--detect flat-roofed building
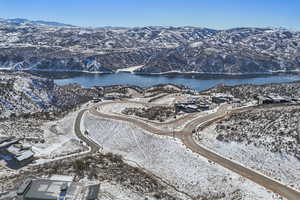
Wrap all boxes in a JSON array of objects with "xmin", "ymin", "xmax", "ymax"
[
  {"xmin": 6, "ymin": 145, "xmax": 34, "ymax": 162},
  {"xmin": 16, "ymin": 150, "xmax": 34, "ymax": 162},
  {"xmin": 22, "ymin": 179, "xmax": 80, "ymax": 200}
]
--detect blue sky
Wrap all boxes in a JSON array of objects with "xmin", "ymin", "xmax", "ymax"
[{"xmin": 0, "ymin": 0, "xmax": 299, "ymax": 29}]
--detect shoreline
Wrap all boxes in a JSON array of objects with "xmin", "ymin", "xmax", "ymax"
[
  {"xmin": 133, "ymin": 69, "xmax": 300, "ymax": 76},
  {"xmin": 1, "ymin": 67, "xmax": 300, "ymax": 77}
]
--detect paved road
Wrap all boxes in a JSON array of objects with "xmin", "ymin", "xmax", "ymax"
[
  {"xmin": 177, "ymin": 108, "xmax": 300, "ymax": 200},
  {"xmin": 84, "ymin": 101, "xmax": 300, "ymax": 200},
  {"xmin": 96, "ymin": 101, "xmax": 201, "ymax": 127},
  {"xmin": 74, "ymin": 109, "xmax": 100, "ymax": 153}
]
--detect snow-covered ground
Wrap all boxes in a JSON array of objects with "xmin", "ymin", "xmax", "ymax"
[
  {"xmin": 131, "ymin": 93, "xmax": 193, "ymax": 105},
  {"xmin": 116, "ymin": 65, "xmax": 144, "ymax": 73},
  {"xmin": 98, "ymin": 102, "xmax": 146, "ymax": 115},
  {"xmin": 98, "ymin": 181, "xmax": 155, "ymax": 200},
  {"xmin": 150, "ymin": 94, "xmax": 177, "ymax": 105},
  {"xmin": 97, "ymin": 181, "xmax": 187, "ymax": 200},
  {"xmin": 32, "ymin": 108, "xmax": 88, "ymax": 163},
  {"xmin": 130, "ymin": 97, "xmax": 150, "ymax": 103},
  {"xmin": 0, "ymin": 72, "xmax": 54, "ymax": 118},
  {"xmin": 83, "ymin": 112, "xmax": 281, "ymax": 199},
  {"xmin": 194, "ymin": 124, "xmax": 300, "ymax": 191}
]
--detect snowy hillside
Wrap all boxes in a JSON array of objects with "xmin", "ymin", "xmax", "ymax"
[
  {"xmin": 0, "ymin": 19, "xmax": 299, "ymax": 73},
  {"xmin": 0, "ymin": 71, "xmax": 100, "ymax": 118}
]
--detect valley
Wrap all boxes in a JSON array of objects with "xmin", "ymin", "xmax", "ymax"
[{"xmin": 1, "ymin": 71, "xmax": 300, "ymax": 199}]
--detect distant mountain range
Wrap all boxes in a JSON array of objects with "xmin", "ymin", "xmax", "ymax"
[
  {"xmin": 0, "ymin": 18, "xmax": 299, "ymax": 74},
  {"xmin": 0, "ymin": 18, "xmax": 75, "ymax": 27}
]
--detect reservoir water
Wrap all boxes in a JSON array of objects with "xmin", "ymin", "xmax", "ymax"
[{"xmin": 32, "ymin": 71, "xmax": 300, "ymax": 91}]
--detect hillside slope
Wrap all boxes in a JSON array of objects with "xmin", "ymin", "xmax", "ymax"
[
  {"xmin": 0, "ymin": 20, "xmax": 300, "ymax": 73},
  {"xmin": 0, "ymin": 72, "xmax": 101, "ymax": 118}
]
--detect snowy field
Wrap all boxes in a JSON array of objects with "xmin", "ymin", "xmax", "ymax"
[
  {"xmin": 83, "ymin": 112, "xmax": 281, "ymax": 199},
  {"xmin": 194, "ymin": 124, "xmax": 300, "ymax": 191},
  {"xmin": 132, "ymin": 93, "xmax": 187, "ymax": 105},
  {"xmin": 97, "ymin": 181, "xmax": 187, "ymax": 200},
  {"xmin": 149, "ymin": 94, "xmax": 176, "ymax": 105},
  {"xmin": 32, "ymin": 108, "xmax": 87, "ymax": 163},
  {"xmin": 98, "ymin": 181, "xmax": 156, "ymax": 200},
  {"xmin": 149, "ymin": 93, "xmax": 191, "ymax": 105},
  {"xmin": 116, "ymin": 65, "xmax": 144, "ymax": 73},
  {"xmin": 98, "ymin": 102, "xmax": 146, "ymax": 115}
]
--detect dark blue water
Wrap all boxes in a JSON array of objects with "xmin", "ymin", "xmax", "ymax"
[{"xmin": 32, "ymin": 71, "xmax": 300, "ymax": 91}]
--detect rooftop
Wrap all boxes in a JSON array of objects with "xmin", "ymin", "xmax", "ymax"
[
  {"xmin": 15, "ymin": 150, "xmax": 34, "ymax": 161},
  {"xmin": 24, "ymin": 179, "xmax": 67, "ymax": 200},
  {"xmin": 22, "ymin": 179, "xmax": 81, "ymax": 200},
  {"xmin": 7, "ymin": 144, "xmax": 34, "ymax": 161},
  {"xmin": 24, "ymin": 179, "xmax": 81, "ymax": 200}
]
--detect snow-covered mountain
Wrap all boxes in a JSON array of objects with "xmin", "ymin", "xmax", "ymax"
[
  {"xmin": 0, "ymin": 18, "xmax": 75, "ymax": 27},
  {"xmin": 0, "ymin": 71, "xmax": 101, "ymax": 118},
  {"xmin": 0, "ymin": 19, "xmax": 299, "ymax": 74}
]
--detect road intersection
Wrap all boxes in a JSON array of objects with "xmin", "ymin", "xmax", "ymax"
[{"xmin": 75, "ymin": 101, "xmax": 300, "ymax": 200}]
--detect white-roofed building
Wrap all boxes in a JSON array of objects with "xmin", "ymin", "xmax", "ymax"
[{"xmin": 7, "ymin": 144, "xmax": 34, "ymax": 162}]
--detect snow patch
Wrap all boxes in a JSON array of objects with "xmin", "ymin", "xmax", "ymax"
[{"xmin": 83, "ymin": 113, "xmax": 279, "ymax": 199}]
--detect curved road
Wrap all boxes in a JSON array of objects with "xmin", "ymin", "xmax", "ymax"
[
  {"xmin": 74, "ymin": 109, "xmax": 100, "ymax": 153},
  {"xmin": 79, "ymin": 101, "xmax": 300, "ymax": 200},
  {"xmin": 96, "ymin": 101, "xmax": 202, "ymax": 128}
]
